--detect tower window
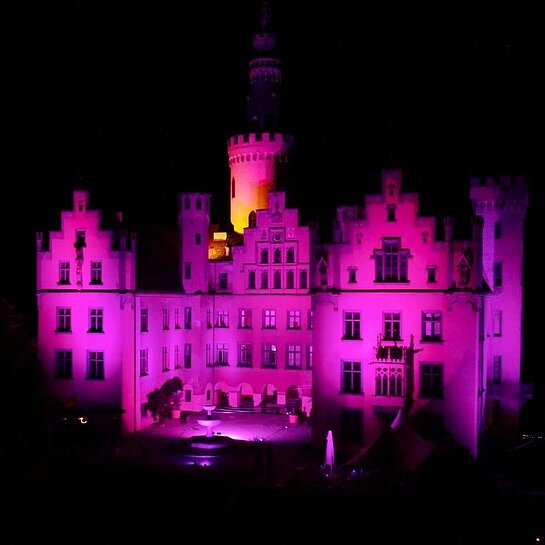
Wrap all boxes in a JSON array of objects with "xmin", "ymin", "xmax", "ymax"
[
  {"xmin": 249, "ymin": 211, "xmax": 256, "ymax": 228},
  {"xmin": 184, "ymin": 196, "xmax": 190, "ymax": 210},
  {"xmin": 387, "ymin": 205, "xmax": 396, "ymax": 222},
  {"xmin": 493, "ymin": 263, "xmax": 502, "ymax": 288},
  {"xmin": 195, "ymin": 233, "xmax": 201, "ymax": 245},
  {"xmin": 196, "ymin": 197, "xmax": 202, "ymax": 210},
  {"xmin": 427, "ymin": 266, "xmax": 437, "ymax": 283},
  {"xmin": 184, "ymin": 262, "xmax": 192, "ymax": 280},
  {"xmin": 493, "ymin": 310, "xmax": 502, "ymax": 337},
  {"xmin": 493, "ymin": 355, "xmax": 502, "ymax": 384},
  {"xmin": 494, "ymin": 222, "xmax": 502, "ymax": 240},
  {"xmin": 231, "ymin": 177, "xmax": 236, "ymax": 198}
]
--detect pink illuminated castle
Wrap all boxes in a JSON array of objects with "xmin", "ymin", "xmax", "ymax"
[{"xmin": 36, "ymin": 3, "xmax": 527, "ymax": 457}]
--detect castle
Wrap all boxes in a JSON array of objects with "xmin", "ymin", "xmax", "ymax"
[{"xmin": 36, "ymin": 3, "xmax": 528, "ymax": 457}]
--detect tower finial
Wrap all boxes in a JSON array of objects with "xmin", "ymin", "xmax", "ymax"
[
  {"xmin": 253, "ymin": 1, "xmax": 276, "ymax": 53},
  {"xmin": 259, "ymin": 1, "xmax": 272, "ymax": 33}
]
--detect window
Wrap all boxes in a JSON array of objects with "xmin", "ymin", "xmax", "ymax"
[
  {"xmin": 248, "ymin": 270, "xmax": 256, "ymax": 289},
  {"xmin": 273, "ymin": 247, "xmax": 282, "ymax": 263},
  {"xmin": 493, "ymin": 310, "xmax": 502, "ymax": 337},
  {"xmin": 494, "ymin": 222, "xmax": 502, "ymax": 240},
  {"xmin": 308, "ymin": 309, "xmax": 313, "ymax": 330},
  {"xmin": 343, "ymin": 311, "xmax": 361, "ymax": 340},
  {"xmin": 184, "ymin": 262, "xmax": 192, "ymax": 280},
  {"xmin": 162, "ymin": 308, "xmax": 169, "ymax": 330},
  {"xmin": 56, "ymin": 307, "xmax": 71, "ymax": 332},
  {"xmin": 206, "ymin": 343, "xmax": 212, "ymax": 367},
  {"xmin": 140, "ymin": 308, "xmax": 149, "ymax": 332},
  {"xmin": 286, "ymin": 345, "xmax": 302, "ymax": 369},
  {"xmin": 184, "ymin": 307, "xmax": 192, "ymax": 329},
  {"xmin": 383, "ymin": 312, "xmax": 401, "ymax": 341},
  {"xmin": 239, "ymin": 308, "xmax": 252, "ymax": 329},
  {"xmin": 139, "ymin": 349, "xmax": 149, "ymax": 376},
  {"xmin": 219, "ymin": 272, "xmax": 228, "ymax": 290},
  {"xmin": 493, "ymin": 263, "xmax": 502, "ymax": 288},
  {"xmin": 286, "ymin": 247, "xmax": 295, "ymax": 263},
  {"xmin": 299, "ymin": 270, "xmax": 308, "ymax": 289},
  {"xmin": 59, "ymin": 261, "xmax": 70, "ymax": 284},
  {"xmin": 493, "ymin": 355, "xmax": 502, "ymax": 384},
  {"xmin": 260, "ymin": 270, "xmax": 268, "ymax": 289},
  {"xmin": 286, "ymin": 270, "xmax": 294, "ymax": 289},
  {"xmin": 87, "ymin": 351, "xmax": 104, "ymax": 380},
  {"xmin": 420, "ymin": 364, "xmax": 443, "ymax": 398},
  {"xmin": 216, "ymin": 343, "xmax": 229, "ymax": 366},
  {"xmin": 174, "ymin": 308, "xmax": 181, "ymax": 329},
  {"xmin": 184, "ymin": 196, "xmax": 190, "ymax": 210},
  {"xmin": 249, "ymin": 211, "xmax": 256, "ymax": 228},
  {"xmin": 184, "ymin": 343, "xmax": 192, "ymax": 369},
  {"xmin": 217, "ymin": 309, "xmax": 229, "ymax": 328},
  {"xmin": 185, "ymin": 390, "xmax": 192, "ymax": 402},
  {"xmin": 387, "ymin": 204, "xmax": 396, "ymax": 222},
  {"xmin": 348, "ymin": 267, "xmax": 357, "ymax": 284},
  {"xmin": 341, "ymin": 361, "xmax": 361, "ymax": 393},
  {"xmin": 174, "ymin": 345, "xmax": 181, "ymax": 368},
  {"xmin": 263, "ymin": 309, "xmax": 276, "ymax": 329},
  {"xmin": 238, "ymin": 343, "xmax": 253, "ymax": 367},
  {"xmin": 273, "ymin": 270, "xmax": 281, "ymax": 289},
  {"xmin": 76, "ymin": 229, "xmax": 86, "ymax": 245},
  {"xmin": 260, "ymin": 248, "xmax": 269, "ymax": 264},
  {"xmin": 422, "ymin": 311, "xmax": 442, "ymax": 342},
  {"xmin": 287, "ymin": 310, "xmax": 301, "ymax": 329},
  {"xmin": 374, "ymin": 238, "xmax": 409, "ymax": 282},
  {"xmin": 195, "ymin": 233, "xmax": 201, "ymax": 245},
  {"xmin": 306, "ymin": 345, "xmax": 313, "ymax": 369},
  {"xmin": 262, "ymin": 344, "xmax": 277, "ymax": 368},
  {"xmin": 427, "ymin": 266, "xmax": 437, "ymax": 283},
  {"xmin": 341, "ymin": 408, "xmax": 362, "ymax": 443},
  {"xmin": 206, "ymin": 308, "xmax": 212, "ymax": 328},
  {"xmin": 90, "ymin": 261, "xmax": 102, "ymax": 284},
  {"xmin": 162, "ymin": 346, "xmax": 169, "ymax": 372},
  {"xmin": 55, "ymin": 350, "xmax": 72, "ymax": 379},
  {"xmin": 196, "ymin": 197, "xmax": 202, "ymax": 210},
  {"xmin": 375, "ymin": 366, "xmax": 403, "ymax": 397},
  {"xmin": 231, "ymin": 177, "xmax": 235, "ymax": 198},
  {"xmin": 88, "ymin": 308, "xmax": 103, "ymax": 333}
]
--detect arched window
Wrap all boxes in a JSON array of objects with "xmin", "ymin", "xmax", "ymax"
[
  {"xmin": 195, "ymin": 233, "xmax": 201, "ymax": 245},
  {"xmin": 286, "ymin": 270, "xmax": 294, "ymax": 289},
  {"xmin": 248, "ymin": 270, "xmax": 256, "ymax": 289},
  {"xmin": 299, "ymin": 270, "xmax": 308, "ymax": 289},
  {"xmin": 273, "ymin": 270, "xmax": 281, "ymax": 289},
  {"xmin": 260, "ymin": 248, "xmax": 269, "ymax": 264},
  {"xmin": 286, "ymin": 247, "xmax": 295, "ymax": 263},
  {"xmin": 231, "ymin": 177, "xmax": 236, "ymax": 198},
  {"xmin": 260, "ymin": 270, "xmax": 268, "ymax": 289},
  {"xmin": 196, "ymin": 197, "xmax": 202, "ymax": 210},
  {"xmin": 273, "ymin": 248, "xmax": 282, "ymax": 263},
  {"xmin": 249, "ymin": 211, "xmax": 256, "ymax": 228}
]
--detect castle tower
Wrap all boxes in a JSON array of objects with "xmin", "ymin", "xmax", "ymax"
[
  {"xmin": 178, "ymin": 192, "xmax": 210, "ymax": 293},
  {"xmin": 228, "ymin": 1, "xmax": 293, "ymax": 233}
]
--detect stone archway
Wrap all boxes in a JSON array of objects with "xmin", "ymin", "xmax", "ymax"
[
  {"xmin": 214, "ymin": 382, "xmax": 230, "ymax": 408},
  {"xmin": 239, "ymin": 383, "xmax": 254, "ymax": 408}
]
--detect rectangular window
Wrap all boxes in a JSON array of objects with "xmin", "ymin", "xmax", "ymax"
[
  {"xmin": 427, "ymin": 266, "xmax": 437, "ymax": 283},
  {"xmin": 343, "ymin": 311, "xmax": 361, "ymax": 340},
  {"xmin": 262, "ymin": 344, "xmax": 277, "ymax": 368},
  {"xmin": 88, "ymin": 308, "xmax": 103, "ymax": 333},
  {"xmin": 306, "ymin": 345, "xmax": 313, "ymax": 369},
  {"xmin": 174, "ymin": 345, "xmax": 181, "ymax": 368},
  {"xmin": 308, "ymin": 309, "xmax": 313, "ymax": 330},
  {"xmin": 341, "ymin": 361, "xmax": 361, "ymax": 393},
  {"xmin": 387, "ymin": 204, "xmax": 396, "ymax": 222},
  {"xmin": 341, "ymin": 408, "xmax": 362, "ymax": 443},
  {"xmin": 140, "ymin": 308, "xmax": 149, "ymax": 332},
  {"xmin": 263, "ymin": 308, "xmax": 276, "ymax": 329},
  {"xmin": 139, "ymin": 349, "xmax": 148, "ymax": 376},
  {"xmin": 174, "ymin": 308, "xmax": 180, "ymax": 329},
  {"xmin": 493, "ymin": 310, "xmax": 503, "ymax": 337},
  {"xmin": 422, "ymin": 311, "xmax": 442, "ymax": 342},
  {"xmin": 55, "ymin": 350, "xmax": 73, "ymax": 379},
  {"xmin": 287, "ymin": 310, "xmax": 301, "ymax": 329},
  {"xmin": 374, "ymin": 238, "xmax": 409, "ymax": 282},
  {"xmin": 494, "ymin": 222, "xmax": 502, "ymax": 240},
  {"xmin": 217, "ymin": 309, "xmax": 229, "ymax": 328},
  {"xmin": 90, "ymin": 261, "xmax": 102, "ymax": 284},
  {"xmin": 206, "ymin": 308, "xmax": 212, "ymax": 328},
  {"xmin": 348, "ymin": 267, "xmax": 357, "ymax": 284},
  {"xmin": 218, "ymin": 272, "xmax": 228, "ymax": 290},
  {"xmin": 184, "ymin": 307, "xmax": 192, "ymax": 329},
  {"xmin": 56, "ymin": 307, "xmax": 71, "ymax": 332},
  {"xmin": 238, "ymin": 343, "xmax": 253, "ymax": 367},
  {"xmin": 184, "ymin": 343, "xmax": 192, "ymax": 369},
  {"xmin": 383, "ymin": 312, "xmax": 401, "ymax": 341},
  {"xmin": 162, "ymin": 308, "xmax": 169, "ymax": 330},
  {"xmin": 206, "ymin": 343, "xmax": 212, "ymax": 367},
  {"xmin": 238, "ymin": 308, "xmax": 252, "ymax": 329},
  {"xmin": 59, "ymin": 261, "xmax": 70, "ymax": 284},
  {"xmin": 420, "ymin": 364, "xmax": 443, "ymax": 399},
  {"xmin": 216, "ymin": 343, "xmax": 229, "ymax": 366},
  {"xmin": 87, "ymin": 351, "xmax": 104, "ymax": 380},
  {"xmin": 493, "ymin": 263, "xmax": 503, "ymax": 288},
  {"xmin": 493, "ymin": 355, "xmax": 502, "ymax": 384},
  {"xmin": 185, "ymin": 390, "xmax": 192, "ymax": 402},
  {"xmin": 184, "ymin": 262, "xmax": 191, "ymax": 280},
  {"xmin": 162, "ymin": 346, "xmax": 169, "ymax": 372},
  {"xmin": 375, "ymin": 365, "xmax": 403, "ymax": 397},
  {"xmin": 286, "ymin": 345, "xmax": 302, "ymax": 369}
]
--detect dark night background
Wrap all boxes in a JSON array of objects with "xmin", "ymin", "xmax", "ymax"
[{"xmin": 3, "ymin": 1, "xmax": 543, "ymax": 394}]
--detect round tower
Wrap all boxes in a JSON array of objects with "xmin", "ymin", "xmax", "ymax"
[
  {"xmin": 178, "ymin": 193, "xmax": 210, "ymax": 293},
  {"xmin": 228, "ymin": 1, "xmax": 293, "ymax": 233}
]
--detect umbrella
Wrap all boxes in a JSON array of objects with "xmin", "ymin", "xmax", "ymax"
[{"xmin": 324, "ymin": 430, "xmax": 335, "ymax": 474}]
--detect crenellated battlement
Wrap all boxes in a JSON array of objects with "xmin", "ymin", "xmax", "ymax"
[
  {"xmin": 227, "ymin": 132, "xmax": 293, "ymax": 148},
  {"xmin": 470, "ymin": 175, "xmax": 528, "ymax": 214},
  {"xmin": 178, "ymin": 192, "xmax": 211, "ymax": 215}
]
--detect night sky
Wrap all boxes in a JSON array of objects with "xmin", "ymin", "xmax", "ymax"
[{"xmin": 3, "ymin": 1, "xmax": 543, "ymax": 385}]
